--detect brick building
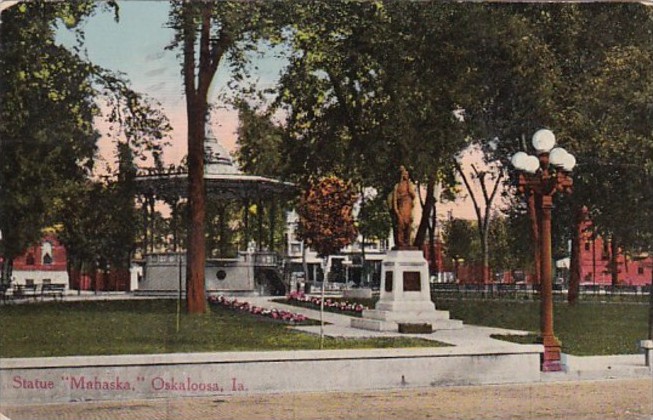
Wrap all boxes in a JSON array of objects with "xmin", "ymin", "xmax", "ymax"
[
  {"xmin": 579, "ymin": 223, "xmax": 652, "ymax": 287},
  {"xmin": 11, "ymin": 234, "xmax": 69, "ymax": 288},
  {"xmin": 10, "ymin": 234, "xmax": 133, "ymax": 291}
]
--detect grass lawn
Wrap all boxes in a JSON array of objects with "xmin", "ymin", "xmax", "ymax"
[
  {"xmin": 436, "ymin": 299, "xmax": 648, "ymax": 356},
  {"xmin": 0, "ymin": 299, "xmax": 445, "ymax": 358},
  {"xmin": 282, "ymin": 296, "xmax": 648, "ymax": 356}
]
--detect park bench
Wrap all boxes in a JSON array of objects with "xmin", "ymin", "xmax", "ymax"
[
  {"xmin": 13, "ymin": 283, "xmax": 38, "ymax": 300},
  {"xmin": 41, "ymin": 283, "xmax": 66, "ymax": 301}
]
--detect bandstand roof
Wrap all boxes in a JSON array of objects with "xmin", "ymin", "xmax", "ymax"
[{"xmin": 134, "ymin": 129, "xmax": 296, "ymax": 201}]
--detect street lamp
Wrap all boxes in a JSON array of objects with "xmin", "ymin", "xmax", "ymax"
[{"xmin": 511, "ymin": 129, "xmax": 575, "ymax": 372}]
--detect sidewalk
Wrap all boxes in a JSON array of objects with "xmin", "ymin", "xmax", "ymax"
[{"xmin": 251, "ymin": 296, "xmax": 653, "ymax": 382}]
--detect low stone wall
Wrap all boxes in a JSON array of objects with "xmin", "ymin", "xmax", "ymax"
[{"xmin": 1, "ymin": 346, "xmax": 542, "ymax": 405}]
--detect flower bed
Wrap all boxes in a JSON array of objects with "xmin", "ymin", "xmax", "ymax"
[
  {"xmin": 286, "ymin": 291, "xmax": 368, "ymax": 315},
  {"xmin": 208, "ymin": 295, "xmax": 310, "ymax": 324}
]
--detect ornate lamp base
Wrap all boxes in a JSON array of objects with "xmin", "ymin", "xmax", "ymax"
[{"xmin": 541, "ymin": 334, "xmax": 564, "ymax": 372}]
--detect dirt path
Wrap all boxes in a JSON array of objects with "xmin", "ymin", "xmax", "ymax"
[{"xmin": 2, "ymin": 378, "xmax": 652, "ymax": 420}]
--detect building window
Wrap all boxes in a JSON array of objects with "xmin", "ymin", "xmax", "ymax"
[
  {"xmin": 290, "ymin": 243, "xmax": 302, "ymax": 255},
  {"xmin": 638, "ymin": 267, "xmax": 645, "ymax": 275},
  {"xmin": 25, "ymin": 253, "xmax": 35, "ymax": 266},
  {"xmin": 584, "ymin": 242, "xmax": 590, "ymax": 251},
  {"xmin": 42, "ymin": 241, "xmax": 53, "ymax": 265}
]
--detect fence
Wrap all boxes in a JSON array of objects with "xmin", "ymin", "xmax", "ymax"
[{"xmin": 431, "ymin": 283, "xmax": 652, "ymax": 302}]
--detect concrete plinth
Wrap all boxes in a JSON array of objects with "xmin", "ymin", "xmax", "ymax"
[
  {"xmin": 343, "ymin": 288, "xmax": 373, "ymax": 299},
  {"xmin": 0, "ymin": 345, "xmax": 542, "ymax": 405},
  {"xmin": 352, "ymin": 250, "xmax": 462, "ymax": 332}
]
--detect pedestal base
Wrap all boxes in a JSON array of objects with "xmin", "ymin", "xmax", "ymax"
[
  {"xmin": 541, "ymin": 334, "xmax": 563, "ymax": 372},
  {"xmin": 351, "ymin": 249, "xmax": 463, "ymax": 332},
  {"xmin": 351, "ymin": 316, "xmax": 463, "ymax": 332}
]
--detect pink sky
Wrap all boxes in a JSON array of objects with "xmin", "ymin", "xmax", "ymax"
[{"xmin": 95, "ymin": 99, "xmax": 492, "ymax": 222}]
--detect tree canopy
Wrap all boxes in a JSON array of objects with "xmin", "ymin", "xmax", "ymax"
[
  {"xmin": 0, "ymin": 0, "xmax": 169, "ymax": 282},
  {"xmin": 296, "ymin": 176, "xmax": 358, "ymax": 258}
]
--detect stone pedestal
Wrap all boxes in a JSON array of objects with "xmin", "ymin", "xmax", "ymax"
[{"xmin": 351, "ymin": 250, "xmax": 462, "ymax": 332}]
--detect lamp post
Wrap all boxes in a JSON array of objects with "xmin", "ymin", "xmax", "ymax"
[{"xmin": 511, "ymin": 129, "xmax": 576, "ymax": 372}]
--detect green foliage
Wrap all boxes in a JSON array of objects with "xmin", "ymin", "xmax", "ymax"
[
  {"xmin": 297, "ymin": 176, "xmax": 359, "ymax": 257},
  {"xmin": 205, "ymin": 199, "xmax": 242, "ymax": 258},
  {"xmin": 492, "ymin": 5, "xmax": 653, "ymax": 258},
  {"xmin": 235, "ymin": 101, "xmax": 286, "ymax": 178},
  {"xmin": 58, "ymin": 180, "xmax": 136, "ymax": 272},
  {"xmin": 487, "ymin": 215, "xmax": 518, "ymax": 272},
  {"xmin": 0, "ymin": 1, "xmax": 170, "ymax": 281},
  {"xmin": 166, "ymin": 1, "xmax": 290, "ymax": 312},
  {"xmin": 276, "ymin": 2, "xmax": 470, "ymax": 191},
  {"xmin": 0, "ymin": 1, "xmax": 100, "ymax": 265},
  {"xmin": 442, "ymin": 218, "xmax": 481, "ymax": 263},
  {"xmin": 357, "ymin": 192, "xmax": 392, "ymax": 242}
]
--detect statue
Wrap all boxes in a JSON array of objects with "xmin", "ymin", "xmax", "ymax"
[{"xmin": 390, "ymin": 165, "xmax": 416, "ymax": 250}]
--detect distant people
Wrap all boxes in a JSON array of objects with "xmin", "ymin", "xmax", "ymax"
[{"xmin": 391, "ymin": 165, "xmax": 416, "ymax": 249}]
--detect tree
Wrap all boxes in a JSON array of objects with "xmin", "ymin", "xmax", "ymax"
[
  {"xmin": 234, "ymin": 102, "xmax": 291, "ymax": 256},
  {"xmin": 452, "ymin": 4, "xmax": 653, "ymax": 298},
  {"xmin": 296, "ymin": 176, "xmax": 358, "ymax": 259},
  {"xmin": 234, "ymin": 101, "xmax": 286, "ymax": 178},
  {"xmin": 357, "ymin": 192, "xmax": 392, "ymax": 244},
  {"xmin": 530, "ymin": 5, "xmax": 653, "ymax": 295},
  {"xmin": 275, "ymin": 1, "xmax": 473, "ymax": 249},
  {"xmin": 296, "ymin": 175, "xmax": 357, "ymax": 347},
  {"xmin": 442, "ymin": 218, "xmax": 480, "ymax": 265},
  {"xmin": 453, "ymin": 147, "xmax": 504, "ymax": 283},
  {"xmin": 166, "ymin": 1, "xmax": 285, "ymax": 313},
  {"xmin": 0, "ymin": 1, "xmax": 169, "ymax": 283}
]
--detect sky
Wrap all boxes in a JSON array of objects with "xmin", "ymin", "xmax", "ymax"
[
  {"xmin": 56, "ymin": 1, "xmax": 288, "ymax": 166},
  {"xmin": 51, "ymin": 0, "xmax": 486, "ymax": 220}
]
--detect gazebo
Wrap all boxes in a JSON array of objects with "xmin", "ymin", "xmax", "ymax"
[{"xmin": 133, "ymin": 129, "xmax": 295, "ymax": 296}]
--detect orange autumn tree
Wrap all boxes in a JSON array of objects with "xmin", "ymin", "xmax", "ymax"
[
  {"xmin": 297, "ymin": 176, "xmax": 358, "ymax": 260},
  {"xmin": 297, "ymin": 175, "xmax": 358, "ymax": 348}
]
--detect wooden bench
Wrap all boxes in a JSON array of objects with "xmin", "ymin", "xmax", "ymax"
[
  {"xmin": 41, "ymin": 283, "xmax": 66, "ymax": 300},
  {"xmin": 13, "ymin": 284, "xmax": 38, "ymax": 300}
]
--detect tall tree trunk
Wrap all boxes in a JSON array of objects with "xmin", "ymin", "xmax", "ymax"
[
  {"xmin": 1, "ymin": 257, "xmax": 13, "ymax": 285},
  {"xmin": 429, "ymin": 193, "xmax": 437, "ymax": 277},
  {"xmin": 453, "ymin": 162, "xmax": 503, "ymax": 285},
  {"xmin": 567, "ymin": 206, "xmax": 584, "ymax": 305},
  {"xmin": 610, "ymin": 235, "xmax": 619, "ymax": 287},
  {"xmin": 481, "ymin": 227, "xmax": 490, "ymax": 284},
  {"xmin": 185, "ymin": 94, "xmax": 207, "ymax": 313},
  {"xmin": 181, "ymin": 4, "xmax": 231, "ymax": 313},
  {"xmin": 413, "ymin": 177, "xmax": 436, "ymax": 248},
  {"xmin": 302, "ymin": 240, "xmax": 309, "ymax": 290},
  {"xmin": 360, "ymin": 187, "xmax": 367, "ymax": 286}
]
